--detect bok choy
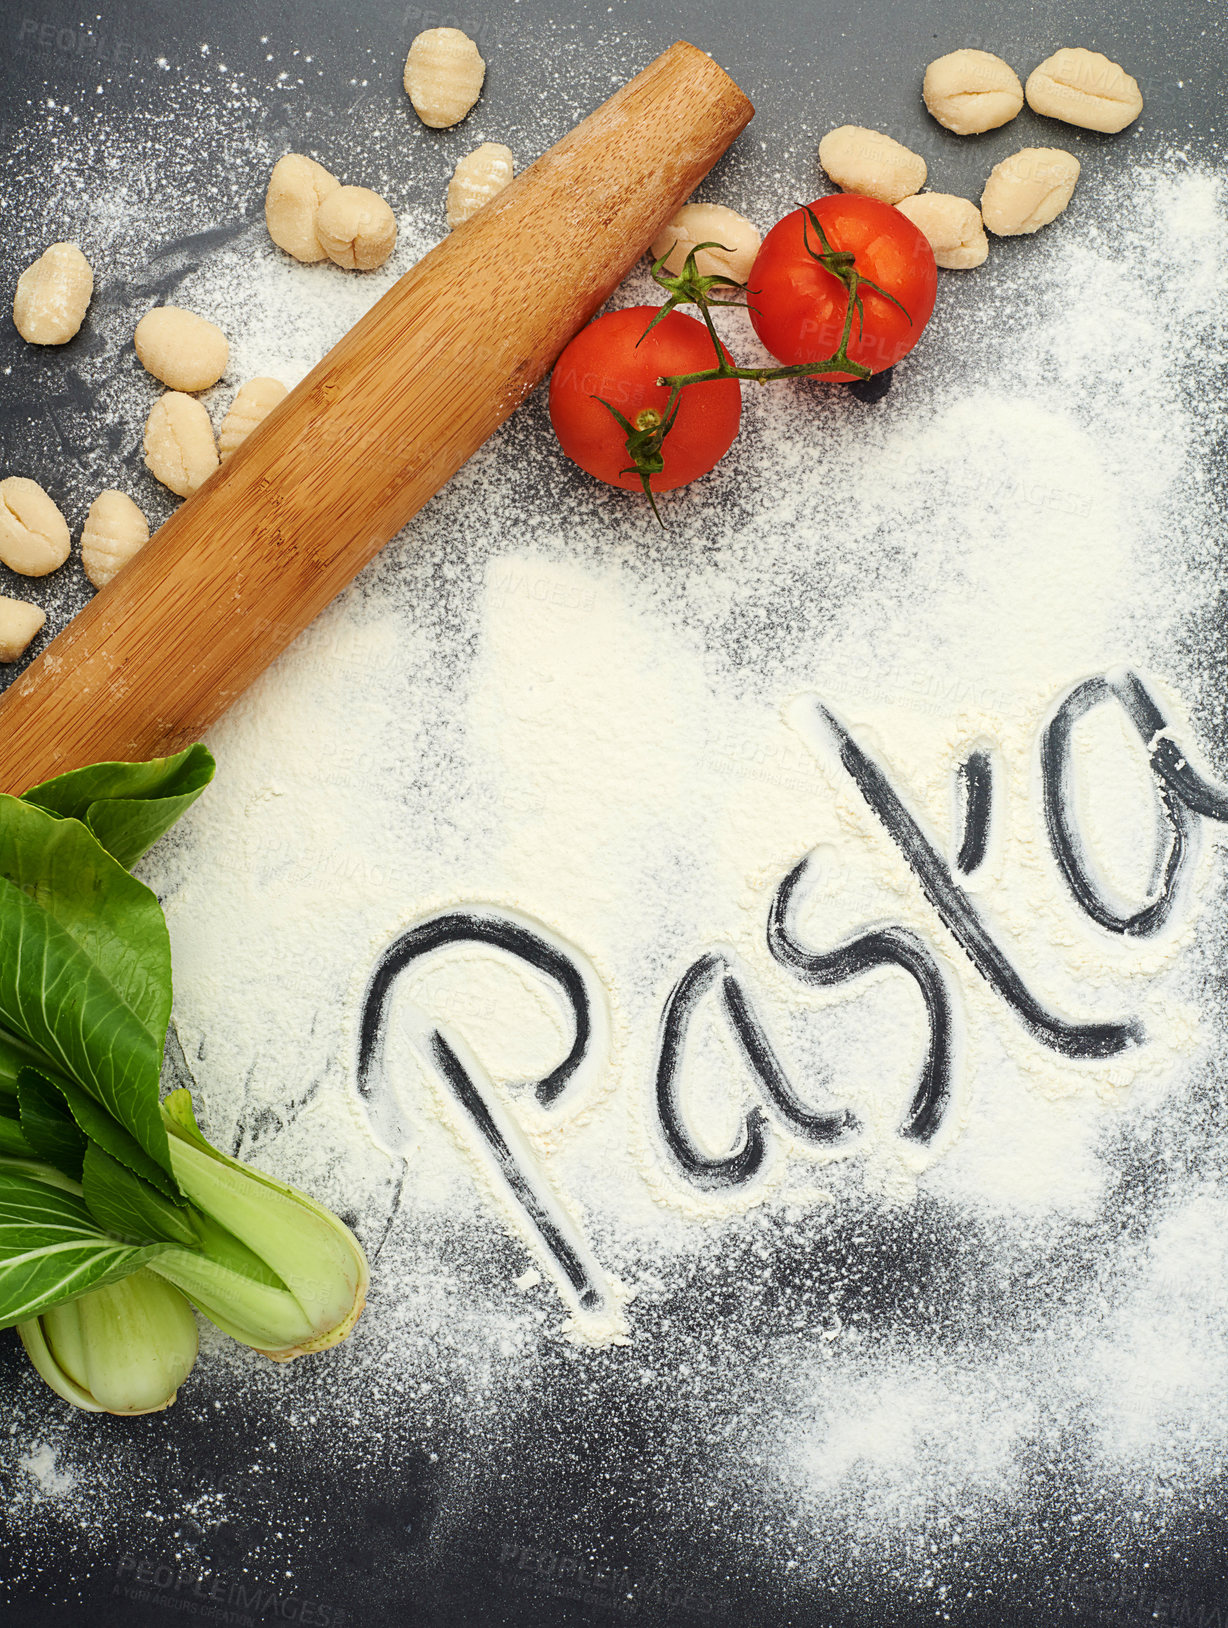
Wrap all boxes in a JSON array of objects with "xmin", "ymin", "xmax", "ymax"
[
  {"xmin": 0, "ymin": 747, "xmax": 368, "ymax": 1411},
  {"xmin": 20, "ymin": 1268, "xmax": 198, "ymax": 1415}
]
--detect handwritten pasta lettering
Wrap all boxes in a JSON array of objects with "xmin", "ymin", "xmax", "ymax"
[{"xmin": 355, "ymin": 668, "xmax": 1228, "ymax": 1307}]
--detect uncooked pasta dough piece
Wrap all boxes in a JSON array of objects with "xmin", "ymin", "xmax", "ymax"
[
  {"xmin": 265, "ymin": 154, "xmax": 340, "ymax": 262},
  {"xmin": 315, "ymin": 187, "xmax": 398, "ymax": 271},
  {"xmin": 981, "ymin": 147, "xmax": 1080, "ymax": 236},
  {"xmin": 80, "ymin": 490, "xmax": 151, "ymax": 589},
  {"xmin": 650, "ymin": 202, "xmax": 761, "ymax": 283},
  {"xmin": 446, "ymin": 144, "xmax": 514, "ymax": 229},
  {"xmin": 143, "ymin": 393, "xmax": 219, "ymax": 497},
  {"xmin": 923, "ymin": 50, "xmax": 1024, "ymax": 135},
  {"xmin": 134, "ymin": 307, "xmax": 229, "ymax": 392},
  {"xmin": 404, "ymin": 28, "xmax": 485, "ymax": 128},
  {"xmin": 219, "ymin": 378, "xmax": 289, "ymax": 460},
  {"xmin": 0, "ymin": 596, "xmax": 45, "ymax": 661},
  {"xmin": 818, "ymin": 126, "xmax": 926, "ymax": 206},
  {"xmin": 12, "ymin": 243, "xmax": 93, "ymax": 345},
  {"xmin": 0, "ymin": 477, "xmax": 71, "ymax": 576},
  {"xmin": 1026, "ymin": 48, "xmax": 1143, "ymax": 133},
  {"xmin": 896, "ymin": 193, "xmax": 989, "ymax": 269}
]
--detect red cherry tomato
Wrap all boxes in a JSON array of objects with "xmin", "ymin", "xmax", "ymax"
[
  {"xmin": 549, "ymin": 306, "xmax": 742, "ymax": 493},
  {"xmin": 748, "ymin": 196, "xmax": 937, "ymax": 381}
]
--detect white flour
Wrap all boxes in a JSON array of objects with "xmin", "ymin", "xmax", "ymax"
[
  {"xmin": 17, "ymin": 1444, "xmax": 75, "ymax": 1501},
  {"xmin": 2, "ymin": 36, "xmax": 1227, "ymax": 1596},
  {"xmin": 129, "ymin": 153, "xmax": 1228, "ymax": 1564}
]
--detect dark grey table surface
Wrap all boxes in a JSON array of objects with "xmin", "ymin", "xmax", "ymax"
[{"xmin": 1, "ymin": 2, "xmax": 1226, "ymax": 1625}]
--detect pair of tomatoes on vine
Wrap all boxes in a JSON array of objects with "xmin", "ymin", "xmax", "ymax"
[{"xmin": 548, "ymin": 194, "xmax": 938, "ymax": 511}]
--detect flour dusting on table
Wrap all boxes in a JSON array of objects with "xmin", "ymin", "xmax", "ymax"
[
  {"xmin": 133, "ymin": 155, "xmax": 1228, "ymax": 1565},
  {"xmin": 2, "ymin": 40, "xmax": 1227, "ymax": 1615}
]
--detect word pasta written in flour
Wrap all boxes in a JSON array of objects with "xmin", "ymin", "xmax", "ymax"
[{"xmin": 354, "ymin": 668, "xmax": 1228, "ymax": 1314}]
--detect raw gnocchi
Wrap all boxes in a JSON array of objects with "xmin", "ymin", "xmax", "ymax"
[
  {"xmin": 134, "ymin": 307, "xmax": 229, "ymax": 393},
  {"xmin": 446, "ymin": 144, "xmax": 514, "ymax": 228},
  {"xmin": 650, "ymin": 202, "xmax": 761, "ymax": 284},
  {"xmin": 1026, "ymin": 48, "xmax": 1143, "ymax": 133},
  {"xmin": 265, "ymin": 154, "xmax": 340, "ymax": 262},
  {"xmin": 980, "ymin": 147, "xmax": 1080, "ymax": 236},
  {"xmin": 0, "ymin": 596, "xmax": 46, "ymax": 662},
  {"xmin": 0, "ymin": 477, "xmax": 71, "ymax": 576},
  {"xmin": 13, "ymin": 243, "xmax": 94, "ymax": 345},
  {"xmin": 143, "ymin": 393, "xmax": 219, "ymax": 497},
  {"xmin": 315, "ymin": 186, "xmax": 398, "ymax": 271},
  {"xmin": 818, "ymin": 126, "xmax": 926, "ymax": 206},
  {"xmin": 80, "ymin": 490, "xmax": 150, "ymax": 589},
  {"xmin": 923, "ymin": 49, "xmax": 1024, "ymax": 135},
  {"xmin": 404, "ymin": 27, "xmax": 485, "ymax": 128},
  {"xmin": 895, "ymin": 193, "xmax": 989, "ymax": 269},
  {"xmin": 219, "ymin": 378, "xmax": 289, "ymax": 460}
]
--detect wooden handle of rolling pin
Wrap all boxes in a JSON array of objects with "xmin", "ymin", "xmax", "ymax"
[{"xmin": 0, "ymin": 41, "xmax": 752, "ymax": 792}]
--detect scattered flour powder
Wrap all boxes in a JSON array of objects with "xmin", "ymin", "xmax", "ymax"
[
  {"xmin": 146, "ymin": 157, "xmax": 1228, "ymax": 1580},
  {"xmin": 1, "ymin": 33, "xmax": 1227, "ymax": 1619}
]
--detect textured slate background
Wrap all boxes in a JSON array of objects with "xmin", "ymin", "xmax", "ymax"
[{"xmin": 0, "ymin": 1, "xmax": 1226, "ymax": 1624}]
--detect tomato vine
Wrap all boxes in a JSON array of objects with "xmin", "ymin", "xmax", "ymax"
[{"xmin": 598, "ymin": 204, "xmax": 920, "ymax": 520}]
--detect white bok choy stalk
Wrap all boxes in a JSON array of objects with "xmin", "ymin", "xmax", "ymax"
[
  {"xmin": 144, "ymin": 1091, "xmax": 369, "ymax": 1360},
  {"xmin": 19, "ymin": 1269, "xmax": 198, "ymax": 1415},
  {"xmin": 0, "ymin": 1157, "xmax": 199, "ymax": 1415}
]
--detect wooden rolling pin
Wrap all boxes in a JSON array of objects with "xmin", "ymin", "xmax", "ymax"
[{"xmin": 0, "ymin": 41, "xmax": 752, "ymax": 793}]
